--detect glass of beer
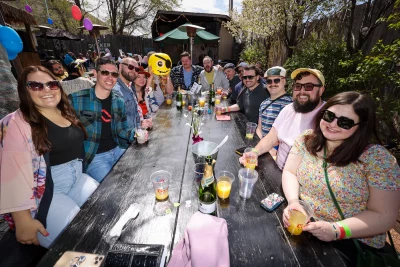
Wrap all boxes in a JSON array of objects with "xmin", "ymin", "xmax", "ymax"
[
  {"xmin": 151, "ymin": 170, "xmax": 173, "ymax": 216},
  {"xmin": 287, "ymin": 199, "xmax": 314, "ymax": 235}
]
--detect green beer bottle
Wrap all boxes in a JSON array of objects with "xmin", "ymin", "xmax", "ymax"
[
  {"xmin": 176, "ymin": 85, "xmax": 182, "ymax": 111},
  {"xmin": 198, "ymin": 156, "xmax": 217, "ymax": 216},
  {"xmin": 209, "ymin": 83, "xmax": 215, "ymax": 106}
]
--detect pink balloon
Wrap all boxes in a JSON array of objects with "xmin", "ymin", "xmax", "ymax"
[
  {"xmin": 71, "ymin": 5, "xmax": 82, "ymax": 21},
  {"xmin": 25, "ymin": 4, "xmax": 33, "ymax": 13},
  {"xmin": 83, "ymin": 18, "xmax": 93, "ymax": 31}
]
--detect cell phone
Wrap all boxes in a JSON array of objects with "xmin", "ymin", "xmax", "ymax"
[
  {"xmin": 235, "ymin": 147, "xmax": 246, "ymax": 156},
  {"xmin": 260, "ymin": 193, "xmax": 285, "ymax": 212},
  {"xmin": 55, "ymin": 251, "xmax": 105, "ymax": 267}
]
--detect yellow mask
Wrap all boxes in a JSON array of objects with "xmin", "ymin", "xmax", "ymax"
[{"xmin": 148, "ymin": 53, "xmax": 172, "ymax": 76}]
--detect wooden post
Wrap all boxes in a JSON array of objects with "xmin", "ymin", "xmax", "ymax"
[{"xmin": 25, "ymin": 23, "xmax": 37, "ymax": 52}]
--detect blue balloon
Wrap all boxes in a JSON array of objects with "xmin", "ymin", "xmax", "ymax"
[
  {"xmin": 7, "ymin": 52, "xmax": 17, "ymax": 60},
  {"xmin": 47, "ymin": 18, "xmax": 54, "ymax": 25},
  {"xmin": 0, "ymin": 26, "xmax": 23, "ymax": 56}
]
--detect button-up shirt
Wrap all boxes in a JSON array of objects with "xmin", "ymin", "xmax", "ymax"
[{"xmin": 170, "ymin": 65, "xmax": 203, "ymax": 90}]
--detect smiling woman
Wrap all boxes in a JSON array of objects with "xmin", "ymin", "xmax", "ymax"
[{"xmin": 0, "ymin": 66, "xmax": 99, "ymax": 251}]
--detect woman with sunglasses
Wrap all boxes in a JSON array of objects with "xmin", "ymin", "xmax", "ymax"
[
  {"xmin": 0, "ymin": 66, "xmax": 99, "ymax": 249},
  {"xmin": 133, "ymin": 66, "xmax": 159, "ymax": 118},
  {"xmin": 281, "ymin": 91, "xmax": 400, "ymax": 265}
]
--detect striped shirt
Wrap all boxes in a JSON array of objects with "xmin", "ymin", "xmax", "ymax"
[{"xmin": 258, "ymin": 95, "xmax": 292, "ymax": 137}]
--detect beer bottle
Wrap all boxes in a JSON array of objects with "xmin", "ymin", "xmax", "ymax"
[
  {"xmin": 209, "ymin": 83, "xmax": 215, "ymax": 106},
  {"xmin": 176, "ymin": 85, "xmax": 182, "ymax": 111},
  {"xmin": 198, "ymin": 156, "xmax": 217, "ymax": 216}
]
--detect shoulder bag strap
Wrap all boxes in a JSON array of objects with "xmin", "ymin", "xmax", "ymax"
[
  {"xmin": 260, "ymin": 93, "xmax": 290, "ymax": 115},
  {"xmin": 322, "ymin": 146, "xmax": 397, "ymax": 257}
]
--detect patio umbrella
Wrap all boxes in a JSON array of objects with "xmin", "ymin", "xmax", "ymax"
[
  {"xmin": 35, "ymin": 27, "xmax": 81, "ymax": 40},
  {"xmin": 154, "ymin": 23, "xmax": 219, "ymax": 55}
]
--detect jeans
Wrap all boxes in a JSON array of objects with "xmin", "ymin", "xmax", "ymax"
[
  {"xmin": 86, "ymin": 146, "xmax": 126, "ymax": 183},
  {"xmin": 37, "ymin": 159, "xmax": 99, "ymax": 248}
]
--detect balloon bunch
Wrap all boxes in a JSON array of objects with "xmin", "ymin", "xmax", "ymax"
[
  {"xmin": 0, "ymin": 26, "xmax": 23, "ymax": 60},
  {"xmin": 71, "ymin": 4, "xmax": 93, "ymax": 31}
]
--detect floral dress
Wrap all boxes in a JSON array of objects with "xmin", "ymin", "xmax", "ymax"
[{"xmin": 290, "ymin": 130, "xmax": 400, "ymax": 248}]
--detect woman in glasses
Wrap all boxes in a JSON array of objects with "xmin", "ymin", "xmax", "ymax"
[
  {"xmin": 281, "ymin": 91, "xmax": 400, "ymax": 266},
  {"xmin": 0, "ymin": 66, "xmax": 98, "ymax": 249},
  {"xmin": 133, "ymin": 66, "xmax": 159, "ymax": 118}
]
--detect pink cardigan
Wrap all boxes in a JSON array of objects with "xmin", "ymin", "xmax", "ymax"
[
  {"xmin": 168, "ymin": 212, "xmax": 230, "ymax": 267},
  {"xmin": 0, "ymin": 110, "xmax": 47, "ymax": 229}
]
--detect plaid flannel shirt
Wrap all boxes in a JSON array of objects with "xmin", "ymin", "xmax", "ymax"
[
  {"xmin": 170, "ymin": 65, "xmax": 203, "ymax": 90},
  {"xmin": 68, "ymin": 87, "xmax": 136, "ymax": 170}
]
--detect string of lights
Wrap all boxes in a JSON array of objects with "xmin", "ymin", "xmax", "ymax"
[{"xmin": 154, "ymin": 14, "xmax": 191, "ymax": 36}]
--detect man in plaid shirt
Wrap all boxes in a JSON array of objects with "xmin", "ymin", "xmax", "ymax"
[
  {"xmin": 167, "ymin": 51, "xmax": 203, "ymax": 91},
  {"xmin": 69, "ymin": 58, "xmax": 136, "ymax": 182}
]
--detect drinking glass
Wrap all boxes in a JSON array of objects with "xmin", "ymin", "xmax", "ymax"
[
  {"xmin": 216, "ymin": 171, "xmax": 235, "ymax": 199},
  {"xmin": 246, "ymin": 122, "xmax": 257, "ymax": 139},
  {"xmin": 287, "ymin": 199, "xmax": 314, "ymax": 235},
  {"xmin": 151, "ymin": 170, "xmax": 173, "ymax": 216}
]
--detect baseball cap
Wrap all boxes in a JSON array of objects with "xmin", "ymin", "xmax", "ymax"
[
  {"xmin": 291, "ymin": 68, "xmax": 325, "ymax": 86},
  {"xmin": 223, "ymin": 63, "xmax": 235, "ymax": 71},
  {"xmin": 264, "ymin": 66, "xmax": 286, "ymax": 77},
  {"xmin": 235, "ymin": 62, "xmax": 248, "ymax": 71}
]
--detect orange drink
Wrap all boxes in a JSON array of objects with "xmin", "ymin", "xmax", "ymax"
[
  {"xmin": 216, "ymin": 88, "xmax": 222, "ymax": 95},
  {"xmin": 166, "ymin": 94, "xmax": 172, "ymax": 105},
  {"xmin": 199, "ymin": 97, "xmax": 206, "ymax": 107},
  {"xmin": 215, "ymin": 95, "xmax": 221, "ymax": 105},
  {"xmin": 216, "ymin": 171, "xmax": 235, "ymax": 199},
  {"xmin": 287, "ymin": 200, "xmax": 314, "ymax": 235},
  {"xmin": 244, "ymin": 148, "xmax": 257, "ymax": 169}
]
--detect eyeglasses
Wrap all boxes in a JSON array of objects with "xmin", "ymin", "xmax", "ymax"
[
  {"xmin": 293, "ymin": 82, "xmax": 322, "ymax": 91},
  {"xmin": 321, "ymin": 110, "xmax": 360, "ymax": 130},
  {"xmin": 266, "ymin": 78, "xmax": 284, "ymax": 84},
  {"xmin": 120, "ymin": 63, "xmax": 140, "ymax": 72},
  {"xmin": 99, "ymin": 70, "xmax": 119, "ymax": 78},
  {"xmin": 242, "ymin": 75, "xmax": 256, "ymax": 80},
  {"xmin": 27, "ymin": 81, "xmax": 61, "ymax": 91}
]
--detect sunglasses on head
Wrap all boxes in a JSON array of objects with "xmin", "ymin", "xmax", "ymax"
[
  {"xmin": 120, "ymin": 63, "xmax": 140, "ymax": 72},
  {"xmin": 242, "ymin": 75, "xmax": 255, "ymax": 80},
  {"xmin": 293, "ymin": 82, "xmax": 322, "ymax": 91},
  {"xmin": 27, "ymin": 80, "xmax": 61, "ymax": 91},
  {"xmin": 99, "ymin": 70, "xmax": 119, "ymax": 78},
  {"xmin": 321, "ymin": 110, "xmax": 360, "ymax": 130},
  {"xmin": 266, "ymin": 78, "xmax": 284, "ymax": 84}
]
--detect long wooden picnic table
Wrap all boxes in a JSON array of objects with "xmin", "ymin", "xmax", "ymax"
[{"xmin": 38, "ymin": 102, "xmax": 346, "ymax": 267}]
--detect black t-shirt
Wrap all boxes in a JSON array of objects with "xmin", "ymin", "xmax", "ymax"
[
  {"xmin": 46, "ymin": 117, "xmax": 85, "ymax": 166},
  {"xmin": 237, "ymin": 83, "xmax": 270, "ymax": 123},
  {"xmin": 97, "ymin": 94, "xmax": 117, "ymax": 153}
]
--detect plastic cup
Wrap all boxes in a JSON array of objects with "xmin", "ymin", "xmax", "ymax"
[
  {"xmin": 215, "ymin": 105, "xmax": 223, "ymax": 116},
  {"xmin": 199, "ymin": 97, "xmax": 206, "ymax": 107},
  {"xmin": 182, "ymin": 94, "xmax": 187, "ymax": 107},
  {"xmin": 166, "ymin": 94, "xmax": 172, "ymax": 105},
  {"xmin": 151, "ymin": 170, "xmax": 173, "ymax": 216},
  {"xmin": 246, "ymin": 122, "xmax": 257, "ymax": 139},
  {"xmin": 244, "ymin": 148, "xmax": 257, "ymax": 169},
  {"xmin": 287, "ymin": 199, "xmax": 314, "ymax": 235},
  {"xmin": 238, "ymin": 168, "xmax": 258, "ymax": 199},
  {"xmin": 216, "ymin": 88, "xmax": 222, "ymax": 95},
  {"xmin": 136, "ymin": 128, "xmax": 148, "ymax": 144},
  {"xmin": 215, "ymin": 95, "xmax": 221, "ymax": 105},
  {"xmin": 216, "ymin": 171, "xmax": 235, "ymax": 199}
]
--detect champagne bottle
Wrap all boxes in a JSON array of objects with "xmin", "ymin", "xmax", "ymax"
[
  {"xmin": 209, "ymin": 83, "xmax": 215, "ymax": 106},
  {"xmin": 176, "ymin": 85, "xmax": 182, "ymax": 111},
  {"xmin": 198, "ymin": 156, "xmax": 217, "ymax": 216}
]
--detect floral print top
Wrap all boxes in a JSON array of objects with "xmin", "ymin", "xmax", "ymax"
[
  {"xmin": 290, "ymin": 130, "xmax": 400, "ymax": 248},
  {"xmin": 0, "ymin": 110, "xmax": 47, "ymax": 230}
]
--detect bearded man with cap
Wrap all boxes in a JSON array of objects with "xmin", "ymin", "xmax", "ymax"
[
  {"xmin": 240, "ymin": 68, "xmax": 326, "ymax": 170},
  {"xmin": 223, "ymin": 63, "xmax": 241, "ymax": 101}
]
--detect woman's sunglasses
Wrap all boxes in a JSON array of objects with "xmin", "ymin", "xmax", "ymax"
[
  {"xmin": 321, "ymin": 110, "xmax": 360, "ymax": 130},
  {"xmin": 99, "ymin": 70, "xmax": 119, "ymax": 78},
  {"xmin": 27, "ymin": 81, "xmax": 60, "ymax": 91},
  {"xmin": 266, "ymin": 78, "xmax": 284, "ymax": 84},
  {"xmin": 293, "ymin": 83, "xmax": 322, "ymax": 91},
  {"xmin": 120, "ymin": 63, "xmax": 141, "ymax": 72}
]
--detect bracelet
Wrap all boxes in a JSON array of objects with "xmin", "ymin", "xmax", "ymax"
[
  {"xmin": 251, "ymin": 148, "xmax": 259, "ymax": 156},
  {"xmin": 337, "ymin": 221, "xmax": 352, "ymax": 238}
]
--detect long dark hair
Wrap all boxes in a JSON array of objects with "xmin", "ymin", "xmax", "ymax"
[
  {"xmin": 17, "ymin": 66, "xmax": 87, "ymax": 155},
  {"xmin": 304, "ymin": 91, "xmax": 379, "ymax": 166}
]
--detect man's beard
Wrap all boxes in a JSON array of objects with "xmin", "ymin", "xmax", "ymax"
[
  {"xmin": 205, "ymin": 66, "xmax": 213, "ymax": 73},
  {"xmin": 121, "ymin": 69, "xmax": 136, "ymax": 82},
  {"xmin": 293, "ymin": 95, "xmax": 321, "ymax": 113}
]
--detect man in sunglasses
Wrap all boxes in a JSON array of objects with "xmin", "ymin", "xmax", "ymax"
[
  {"xmin": 113, "ymin": 57, "xmax": 153, "ymax": 130},
  {"xmin": 243, "ymin": 68, "xmax": 326, "ymax": 170},
  {"xmin": 69, "ymin": 58, "xmax": 137, "ymax": 183},
  {"xmin": 256, "ymin": 66, "xmax": 292, "ymax": 139},
  {"xmin": 222, "ymin": 65, "xmax": 269, "ymax": 123}
]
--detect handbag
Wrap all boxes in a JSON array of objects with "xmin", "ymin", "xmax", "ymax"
[{"xmin": 322, "ymin": 146, "xmax": 400, "ymax": 267}]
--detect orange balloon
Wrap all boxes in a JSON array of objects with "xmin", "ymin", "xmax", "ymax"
[{"xmin": 71, "ymin": 5, "xmax": 82, "ymax": 21}]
